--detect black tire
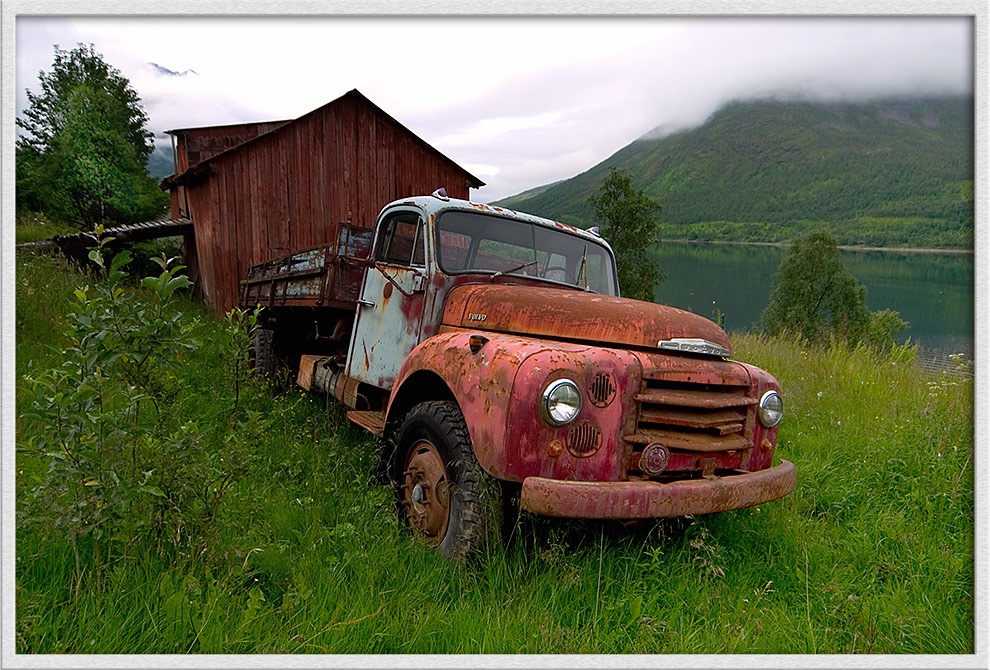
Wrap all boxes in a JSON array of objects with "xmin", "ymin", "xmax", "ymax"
[
  {"xmin": 393, "ymin": 401, "xmax": 502, "ymax": 560},
  {"xmin": 251, "ymin": 327, "xmax": 276, "ymax": 380}
]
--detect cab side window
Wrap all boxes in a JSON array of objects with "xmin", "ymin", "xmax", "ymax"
[{"xmin": 375, "ymin": 212, "xmax": 425, "ymax": 266}]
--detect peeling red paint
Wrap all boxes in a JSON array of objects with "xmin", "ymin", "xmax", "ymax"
[
  {"xmin": 521, "ymin": 460, "xmax": 796, "ymax": 518},
  {"xmin": 442, "ymin": 283, "xmax": 732, "ymax": 353}
]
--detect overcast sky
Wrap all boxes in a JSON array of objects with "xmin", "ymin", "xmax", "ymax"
[{"xmin": 15, "ymin": 15, "xmax": 974, "ymax": 203}]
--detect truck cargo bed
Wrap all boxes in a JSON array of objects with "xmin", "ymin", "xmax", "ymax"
[{"xmin": 239, "ymin": 225, "xmax": 372, "ymax": 309}]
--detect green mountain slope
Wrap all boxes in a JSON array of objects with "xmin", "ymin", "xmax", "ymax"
[
  {"xmin": 146, "ymin": 145, "xmax": 175, "ymax": 181},
  {"xmin": 494, "ymin": 97, "xmax": 973, "ymax": 249}
]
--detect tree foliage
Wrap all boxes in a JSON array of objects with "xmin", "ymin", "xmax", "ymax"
[
  {"xmin": 760, "ymin": 228, "xmax": 908, "ymax": 351},
  {"xmin": 588, "ymin": 168, "xmax": 665, "ymax": 300},
  {"xmin": 16, "ymin": 44, "xmax": 167, "ymax": 228}
]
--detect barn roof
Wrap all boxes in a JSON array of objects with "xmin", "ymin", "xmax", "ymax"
[
  {"xmin": 164, "ymin": 120, "xmax": 291, "ymax": 135},
  {"xmin": 160, "ymin": 89, "xmax": 484, "ymax": 190}
]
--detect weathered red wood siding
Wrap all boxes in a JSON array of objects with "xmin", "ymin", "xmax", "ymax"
[
  {"xmin": 169, "ymin": 121, "xmax": 287, "ymax": 219},
  {"xmin": 177, "ymin": 91, "xmax": 481, "ymax": 313}
]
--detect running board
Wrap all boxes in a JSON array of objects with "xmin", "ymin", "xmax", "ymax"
[{"xmin": 347, "ymin": 410, "xmax": 386, "ymax": 437}]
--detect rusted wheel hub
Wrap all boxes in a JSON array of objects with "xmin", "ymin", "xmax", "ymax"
[{"xmin": 401, "ymin": 439, "xmax": 450, "ymax": 546}]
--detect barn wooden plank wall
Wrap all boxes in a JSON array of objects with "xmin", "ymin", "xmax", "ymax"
[
  {"xmin": 169, "ymin": 90, "xmax": 482, "ymax": 313},
  {"xmin": 169, "ymin": 121, "xmax": 288, "ymax": 220}
]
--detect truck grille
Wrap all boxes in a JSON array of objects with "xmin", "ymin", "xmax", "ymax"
[{"xmin": 625, "ymin": 372, "xmax": 757, "ymax": 478}]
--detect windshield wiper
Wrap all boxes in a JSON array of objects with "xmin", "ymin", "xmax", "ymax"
[
  {"xmin": 577, "ymin": 246, "xmax": 590, "ymax": 291},
  {"xmin": 490, "ymin": 259, "xmax": 537, "ymax": 280}
]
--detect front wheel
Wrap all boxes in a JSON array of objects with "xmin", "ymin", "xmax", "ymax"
[{"xmin": 393, "ymin": 401, "xmax": 502, "ymax": 560}]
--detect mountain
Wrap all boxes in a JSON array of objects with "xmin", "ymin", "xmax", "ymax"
[
  {"xmin": 494, "ymin": 97, "xmax": 974, "ymax": 249},
  {"xmin": 149, "ymin": 62, "xmax": 199, "ymax": 77},
  {"xmin": 146, "ymin": 144, "xmax": 175, "ymax": 181},
  {"xmin": 493, "ymin": 179, "xmax": 565, "ymax": 205}
]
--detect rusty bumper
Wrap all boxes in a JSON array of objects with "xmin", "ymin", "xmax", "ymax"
[{"xmin": 519, "ymin": 460, "xmax": 796, "ymax": 519}]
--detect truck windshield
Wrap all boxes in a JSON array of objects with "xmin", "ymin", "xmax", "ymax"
[{"xmin": 435, "ymin": 210, "xmax": 618, "ymax": 296}]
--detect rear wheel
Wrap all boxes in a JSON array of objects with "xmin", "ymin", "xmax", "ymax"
[
  {"xmin": 251, "ymin": 327, "xmax": 276, "ymax": 379},
  {"xmin": 251, "ymin": 327, "xmax": 292, "ymax": 385},
  {"xmin": 394, "ymin": 401, "xmax": 501, "ymax": 560}
]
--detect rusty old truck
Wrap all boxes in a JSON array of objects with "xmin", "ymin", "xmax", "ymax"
[{"xmin": 240, "ymin": 190, "xmax": 796, "ymax": 558}]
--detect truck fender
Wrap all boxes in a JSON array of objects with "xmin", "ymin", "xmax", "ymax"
[{"xmin": 385, "ymin": 330, "xmax": 551, "ymax": 479}]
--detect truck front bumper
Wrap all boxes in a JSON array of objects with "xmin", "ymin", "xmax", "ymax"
[{"xmin": 519, "ymin": 460, "xmax": 796, "ymax": 519}]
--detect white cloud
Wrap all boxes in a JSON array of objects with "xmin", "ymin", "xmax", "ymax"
[
  {"xmin": 462, "ymin": 163, "xmax": 501, "ymax": 178},
  {"xmin": 433, "ymin": 111, "xmax": 565, "ymax": 147},
  {"xmin": 15, "ymin": 15, "xmax": 973, "ymax": 203}
]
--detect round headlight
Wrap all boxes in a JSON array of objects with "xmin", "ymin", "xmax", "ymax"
[
  {"xmin": 542, "ymin": 379, "xmax": 582, "ymax": 426},
  {"xmin": 758, "ymin": 390, "xmax": 784, "ymax": 428}
]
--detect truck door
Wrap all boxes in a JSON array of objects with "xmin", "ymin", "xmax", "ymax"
[{"xmin": 346, "ymin": 209, "xmax": 429, "ymax": 389}]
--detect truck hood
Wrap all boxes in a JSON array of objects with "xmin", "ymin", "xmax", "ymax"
[{"xmin": 442, "ymin": 283, "xmax": 732, "ymax": 353}]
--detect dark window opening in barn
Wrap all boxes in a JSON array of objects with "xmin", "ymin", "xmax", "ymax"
[{"xmin": 376, "ymin": 212, "xmax": 425, "ymax": 267}]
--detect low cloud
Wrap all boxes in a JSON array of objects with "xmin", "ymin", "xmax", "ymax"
[{"xmin": 15, "ymin": 15, "xmax": 972, "ymax": 203}]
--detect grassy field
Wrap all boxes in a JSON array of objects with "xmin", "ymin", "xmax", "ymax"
[
  {"xmin": 13, "ymin": 212, "xmax": 78, "ymax": 244},
  {"xmin": 13, "ymin": 249, "xmax": 974, "ymax": 656}
]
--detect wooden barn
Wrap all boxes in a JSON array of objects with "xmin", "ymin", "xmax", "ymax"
[{"xmin": 161, "ymin": 89, "xmax": 484, "ymax": 313}]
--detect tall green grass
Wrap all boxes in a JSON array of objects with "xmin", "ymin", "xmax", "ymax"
[
  {"xmin": 14, "ymin": 211, "xmax": 78, "ymax": 244},
  {"xmin": 14, "ymin": 251, "xmax": 973, "ymax": 655}
]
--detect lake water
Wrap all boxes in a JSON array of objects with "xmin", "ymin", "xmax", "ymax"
[{"xmin": 651, "ymin": 242, "xmax": 974, "ymax": 358}]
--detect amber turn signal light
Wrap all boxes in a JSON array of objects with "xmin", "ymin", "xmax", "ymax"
[{"xmin": 469, "ymin": 334, "xmax": 489, "ymax": 354}]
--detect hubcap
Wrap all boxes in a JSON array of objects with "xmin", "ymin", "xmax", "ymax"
[{"xmin": 401, "ymin": 439, "xmax": 450, "ymax": 546}]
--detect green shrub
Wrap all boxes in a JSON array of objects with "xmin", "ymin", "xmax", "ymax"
[{"xmin": 17, "ymin": 231, "xmax": 257, "ymax": 585}]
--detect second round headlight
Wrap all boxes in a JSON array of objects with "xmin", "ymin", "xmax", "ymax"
[{"xmin": 541, "ymin": 379, "xmax": 582, "ymax": 426}]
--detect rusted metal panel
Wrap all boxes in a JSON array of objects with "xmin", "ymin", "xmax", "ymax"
[
  {"xmin": 238, "ymin": 226, "xmax": 372, "ymax": 309},
  {"xmin": 634, "ymin": 389, "xmax": 757, "ymax": 409},
  {"xmin": 388, "ymin": 330, "xmax": 555, "ymax": 478},
  {"xmin": 441, "ymin": 283, "xmax": 733, "ymax": 353},
  {"xmin": 498, "ymin": 344, "xmax": 642, "ymax": 483},
  {"xmin": 297, "ymin": 354, "xmax": 320, "ymax": 389},
  {"xmin": 623, "ymin": 431, "xmax": 751, "ymax": 453},
  {"xmin": 740, "ymin": 364, "xmax": 783, "ymax": 472},
  {"xmin": 297, "ymin": 354, "xmax": 364, "ymax": 410},
  {"xmin": 519, "ymin": 460, "xmax": 796, "ymax": 519},
  {"xmin": 387, "ymin": 324, "xmax": 786, "ymax": 494},
  {"xmin": 346, "ymin": 260, "xmax": 427, "ymax": 388}
]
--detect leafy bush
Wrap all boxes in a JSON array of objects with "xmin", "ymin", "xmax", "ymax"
[
  {"xmin": 18, "ymin": 232, "xmax": 257, "ymax": 585},
  {"xmin": 128, "ymin": 237, "xmax": 185, "ymax": 280},
  {"xmin": 865, "ymin": 308, "xmax": 912, "ymax": 357}
]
